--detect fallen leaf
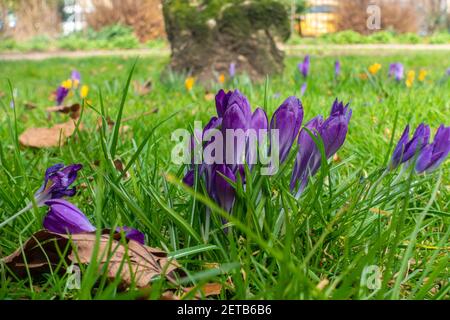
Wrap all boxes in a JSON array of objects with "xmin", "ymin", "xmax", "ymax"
[
  {"xmin": 183, "ymin": 283, "xmax": 223, "ymax": 298},
  {"xmin": 2, "ymin": 230, "xmax": 180, "ymax": 288},
  {"xmin": 332, "ymin": 153, "xmax": 341, "ymax": 163},
  {"xmin": 316, "ymin": 278, "xmax": 329, "ymax": 290},
  {"xmin": 204, "ymin": 93, "xmax": 215, "ymax": 101},
  {"xmin": 46, "ymin": 103, "xmax": 81, "ymax": 119},
  {"xmin": 156, "ymin": 283, "xmax": 223, "ymax": 300},
  {"xmin": 114, "ymin": 159, "xmax": 130, "ymax": 179},
  {"xmin": 24, "ymin": 102, "xmax": 37, "ymax": 110},
  {"xmin": 19, "ymin": 119, "xmax": 80, "ymax": 148},
  {"xmin": 133, "ymin": 79, "xmax": 153, "ymax": 96}
]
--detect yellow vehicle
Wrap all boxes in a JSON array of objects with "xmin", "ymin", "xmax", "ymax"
[{"xmin": 298, "ymin": 0, "xmax": 338, "ymax": 37}]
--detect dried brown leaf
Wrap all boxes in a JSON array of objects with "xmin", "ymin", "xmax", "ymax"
[
  {"xmin": 1, "ymin": 230, "xmax": 179, "ymax": 288},
  {"xmin": 24, "ymin": 102, "xmax": 37, "ymax": 110},
  {"xmin": 183, "ymin": 283, "xmax": 223, "ymax": 298},
  {"xmin": 133, "ymin": 79, "xmax": 153, "ymax": 96},
  {"xmin": 19, "ymin": 119, "xmax": 79, "ymax": 148},
  {"xmin": 46, "ymin": 103, "xmax": 81, "ymax": 119}
]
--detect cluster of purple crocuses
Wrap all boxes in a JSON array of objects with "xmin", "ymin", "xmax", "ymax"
[
  {"xmin": 390, "ymin": 124, "xmax": 450, "ymax": 174},
  {"xmin": 34, "ymin": 164, "xmax": 145, "ymax": 244},
  {"xmin": 183, "ymin": 89, "xmax": 352, "ymax": 213},
  {"xmin": 389, "ymin": 63, "xmax": 404, "ymax": 81}
]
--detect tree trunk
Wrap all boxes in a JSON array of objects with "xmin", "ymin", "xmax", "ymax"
[
  {"xmin": 162, "ymin": 0, "xmax": 290, "ymax": 84},
  {"xmin": 13, "ymin": 0, "xmax": 61, "ymax": 40}
]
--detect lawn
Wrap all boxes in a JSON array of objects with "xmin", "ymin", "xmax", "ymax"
[{"xmin": 0, "ymin": 52, "xmax": 449, "ymax": 300}]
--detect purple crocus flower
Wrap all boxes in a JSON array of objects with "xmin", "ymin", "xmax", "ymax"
[
  {"xmin": 34, "ymin": 164, "xmax": 83, "ymax": 206},
  {"xmin": 43, "ymin": 199, "xmax": 145, "ymax": 244},
  {"xmin": 43, "ymin": 199, "xmax": 96, "ymax": 234},
  {"xmin": 290, "ymin": 99, "xmax": 352, "ymax": 194},
  {"xmin": 116, "ymin": 226, "xmax": 145, "ymax": 245},
  {"xmin": 71, "ymin": 69, "xmax": 81, "ymax": 83},
  {"xmin": 55, "ymin": 86, "xmax": 69, "ymax": 105},
  {"xmin": 300, "ymin": 83, "xmax": 307, "ymax": 96},
  {"xmin": 270, "ymin": 96, "xmax": 304, "ymax": 164},
  {"xmin": 335, "ymin": 60, "xmax": 341, "ymax": 78},
  {"xmin": 248, "ymin": 107, "xmax": 269, "ymax": 166},
  {"xmin": 415, "ymin": 125, "xmax": 450, "ymax": 173},
  {"xmin": 322, "ymin": 99, "xmax": 352, "ymax": 158},
  {"xmin": 446, "ymin": 68, "xmax": 450, "ymax": 76},
  {"xmin": 290, "ymin": 116, "xmax": 323, "ymax": 192},
  {"xmin": 221, "ymin": 90, "xmax": 252, "ymax": 170},
  {"xmin": 213, "ymin": 164, "xmax": 236, "ymax": 213},
  {"xmin": 184, "ymin": 89, "xmax": 268, "ymax": 214},
  {"xmin": 390, "ymin": 124, "xmax": 430, "ymax": 170},
  {"xmin": 298, "ymin": 55, "xmax": 310, "ymax": 78},
  {"xmin": 389, "ymin": 63, "xmax": 404, "ymax": 81},
  {"xmin": 229, "ymin": 63, "xmax": 236, "ymax": 78}
]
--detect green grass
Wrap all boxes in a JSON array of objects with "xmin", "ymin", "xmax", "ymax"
[
  {"xmin": 0, "ymin": 51, "xmax": 449, "ymax": 300},
  {"xmin": 288, "ymin": 31, "xmax": 450, "ymax": 45}
]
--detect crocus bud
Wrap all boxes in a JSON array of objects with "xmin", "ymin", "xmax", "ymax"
[
  {"xmin": 415, "ymin": 125, "xmax": 450, "ymax": 173},
  {"xmin": 71, "ymin": 70, "xmax": 81, "ymax": 83},
  {"xmin": 390, "ymin": 124, "xmax": 430, "ymax": 170},
  {"xmin": 43, "ymin": 199, "xmax": 96, "ymax": 234},
  {"xmin": 55, "ymin": 86, "xmax": 69, "ymax": 105},
  {"xmin": 215, "ymin": 89, "xmax": 232, "ymax": 118},
  {"xmin": 290, "ymin": 116, "xmax": 323, "ymax": 192},
  {"xmin": 270, "ymin": 97, "xmax": 304, "ymax": 164},
  {"xmin": 229, "ymin": 62, "xmax": 236, "ymax": 78},
  {"xmin": 183, "ymin": 169, "xmax": 195, "ymax": 187},
  {"xmin": 298, "ymin": 55, "xmax": 310, "ymax": 78},
  {"xmin": 335, "ymin": 60, "xmax": 341, "ymax": 78},
  {"xmin": 222, "ymin": 94, "xmax": 252, "ymax": 167},
  {"xmin": 247, "ymin": 108, "xmax": 269, "ymax": 167},
  {"xmin": 320, "ymin": 99, "xmax": 352, "ymax": 158},
  {"xmin": 213, "ymin": 164, "xmax": 236, "ymax": 213},
  {"xmin": 290, "ymin": 99, "xmax": 352, "ymax": 195}
]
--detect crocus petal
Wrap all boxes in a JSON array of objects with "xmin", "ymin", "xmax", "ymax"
[
  {"xmin": 402, "ymin": 124, "xmax": 430, "ymax": 162},
  {"xmin": 229, "ymin": 63, "xmax": 236, "ymax": 78},
  {"xmin": 248, "ymin": 108, "xmax": 268, "ymax": 167},
  {"xmin": 116, "ymin": 226, "xmax": 145, "ymax": 245},
  {"xmin": 300, "ymin": 83, "xmax": 307, "ymax": 96},
  {"xmin": 290, "ymin": 116, "xmax": 323, "ymax": 192},
  {"xmin": 391, "ymin": 125, "xmax": 410, "ymax": 169},
  {"xmin": 215, "ymin": 89, "xmax": 232, "ymax": 118},
  {"xmin": 183, "ymin": 169, "xmax": 195, "ymax": 187},
  {"xmin": 250, "ymin": 108, "xmax": 268, "ymax": 132},
  {"xmin": 55, "ymin": 86, "xmax": 69, "ymax": 105},
  {"xmin": 416, "ymin": 125, "xmax": 450, "ymax": 173},
  {"xmin": 299, "ymin": 55, "xmax": 310, "ymax": 78},
  {"xmin": 213, "ymin": 164, "xmax": 236, "ymax": 213},
  {"xmin": 335, "ymin": 60, "xmax": 341, "ymax": 78},
  {"xmin": 222, "ymin": 103, "xmax": 249, "ymax": 167},
  {"xmin": 270, "ymin": 96, "xmax": 304, "ymax": 164},
  {"xmin": 71, "ymin": 70, "xmax": 81, "ymax": 82},
  {"xmin": 35, "ymin": 163, "xmax": 83, "ymax": 206},
  {"xmin": 43, "ymin": 199, "xmax": 95, "ymax": 234},
  {"xmin": 320, "ymin": 101, "xmax": 352, "ymax": 159}
]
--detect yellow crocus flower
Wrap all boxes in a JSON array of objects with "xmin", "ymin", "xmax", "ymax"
[
  {"xmin": 406, "ymin": 70, "xmax": 415, "ymax": 88},
  {"xmin": 80, "ymin": 85, "xmax": 89, "ymax": 98},
  {"xmin": 185, "ymin": 77, "xmax": 195, "ymax": 91},
  {"xmin": 418, "ymin": 69, "xmax": 427, "ymax": 82},
  {"xmin": 61, "ymin": 79, "xmax": 73, "ymax": 89},
  {"xmin": 368, "ymin": 63, "xmax": 382, "ymax": 75},
  {"xmin": 218, "ymin": 74, "xmax": 225, "ymax": 84}
]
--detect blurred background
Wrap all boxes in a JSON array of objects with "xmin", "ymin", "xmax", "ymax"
[{"xmin": 0, "ymin": 0, "xmax": 449, "ymax": 54}]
